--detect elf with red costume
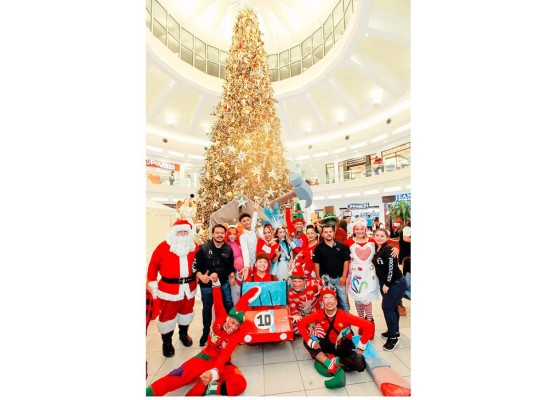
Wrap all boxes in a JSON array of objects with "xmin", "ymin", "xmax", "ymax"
[
  {"xmin": 146, "ymin": 273, "xmax": 261, "ymax": 396},
  {"xmin": 297, "ymin": 287, "xmax": 374, "ymax": 389},
  {"xmin": 146, "ymin": 219, "xmax": 198, "ymax": 357},
  {"xmin": 285, "ymin": 202, "xmax": 308, "ymax": 256},
  {"xmin": 287, "ymin": 263, "xmax": 322, "ymax": 335}
]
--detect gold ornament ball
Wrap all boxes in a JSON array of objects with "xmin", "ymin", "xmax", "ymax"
[
  {"xmin": 219, "ymin": 161, "xmax": 225, "ymax": 167},
  {"xmin": 238, "ymin": 139, "xmax": 244, "ymax": 145},
  {"xmin": 226, "ymin": 191, "xmax": 233, "ymax": 199}
]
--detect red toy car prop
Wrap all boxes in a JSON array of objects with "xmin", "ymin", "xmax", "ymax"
[{"xmin": 240, "ymin": 281, "xmax": 294, "ymax": 344}]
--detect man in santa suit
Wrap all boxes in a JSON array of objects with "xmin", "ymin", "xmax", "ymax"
[{"xmin": 146, "ymin": 219, "xmax": 198, "ymax": 357}]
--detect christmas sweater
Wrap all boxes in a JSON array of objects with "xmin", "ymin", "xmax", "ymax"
[{"xmin": 288, "ymin": 278, "xmax": 322, "ymax": 318}]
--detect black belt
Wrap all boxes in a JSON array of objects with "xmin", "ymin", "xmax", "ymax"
[{"xmin": 161, "ymin": 276, "xmax": 195, "ymax": 284}]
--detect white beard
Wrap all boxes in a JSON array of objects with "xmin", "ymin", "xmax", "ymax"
[{"xmin": 166, "ymin": 232, "xmax": 195, "ymax": 256}]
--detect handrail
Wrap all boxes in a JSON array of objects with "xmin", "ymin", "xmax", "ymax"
[{"xmin": 146, "ymin": 0, "xmax": 356, "ymax": 82}]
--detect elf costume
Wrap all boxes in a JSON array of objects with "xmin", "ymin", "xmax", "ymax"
[{"xmin": 147, "ymin": 284, "xmax": 261, "ymax": 396}]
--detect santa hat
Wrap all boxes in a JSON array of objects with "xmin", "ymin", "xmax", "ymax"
[
  {"xmin": 228, "ymin": 286, "xmax": 262, "ymax": 324},
  {"xmin": 320, "ymin": 287, "xmax": 337, "ymax": 303},
  {"xmin": 352, "ymin": 217, "xmax": 368, "ymax": 230},
  {"xmin": 172, "ymin": 219, "xmax": 193, "ymax": 234},
  {"xmin": 290, "ymin": 263, "xmax": 306, "ymax": 279}
]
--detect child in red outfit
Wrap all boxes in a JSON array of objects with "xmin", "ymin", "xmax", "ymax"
[{"xmin": 238, "ymin": 252, "xmax": 278, "ymax": 283}]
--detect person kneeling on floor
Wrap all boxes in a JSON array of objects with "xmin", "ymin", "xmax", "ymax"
[
  {"xmin": 297, "ymin": 287, "xmax": 374, "ymax": 388},
  {"xmin": 146, "ymin": 273, "xmax": 261, "ymax": 396}
]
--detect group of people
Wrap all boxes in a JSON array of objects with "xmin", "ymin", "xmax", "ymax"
[{"xmin": 146, "ymin": 203, "xmax": 411, "ymax": 395}]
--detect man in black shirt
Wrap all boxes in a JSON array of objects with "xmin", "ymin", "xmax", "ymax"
[
  {"xmin": 193, "ymin": 224, "xmax": 235, "ymax": 346},
  {"xmin": 312, "ymin": 225, "xmax": 351, "ymax": 311}
]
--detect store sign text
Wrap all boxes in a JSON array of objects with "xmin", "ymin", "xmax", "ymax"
[
  {"xmin": 347, "ymin": 203, "xmax": 370, "ymax": 209},
  {"xmin": 146, "ymin": 159, "xmax": 177, "ymax": 171},
  {"xmin": 395, "ymin": 193, "xmax": 411, "ymax": 202}
]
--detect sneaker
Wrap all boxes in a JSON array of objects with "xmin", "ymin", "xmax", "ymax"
[
  {"xmin": 398, "ymin": 305, "xmax": 407, "ymax": 316},
  {"xmin": 380, "ymin": 331, "xmax": 400, "ymax": 340},
  {"xmin": 383, "ymin": 337, "xmax": 400, "ymax": 352}
]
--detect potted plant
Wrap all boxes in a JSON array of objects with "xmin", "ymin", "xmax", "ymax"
[{"xmin": 387, "ymin": 200, "xmax": 411, "ymax": 230}]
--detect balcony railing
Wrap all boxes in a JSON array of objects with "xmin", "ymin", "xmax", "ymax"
[{"xmin": 146, "ymin": 0, "xmax": 356, "ymax": 82}]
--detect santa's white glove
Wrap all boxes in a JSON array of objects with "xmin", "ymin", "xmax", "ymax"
[
  {"xmin": 148, "ymin": 281, "xmax": 158, "ymax": 299},
  {"xmin": 356, "ymin": 341, "xmax": 366, "ymax": 352},
  {"xmin": 307, "ymin": 338, "xmax": 319, "ymax": 349}
]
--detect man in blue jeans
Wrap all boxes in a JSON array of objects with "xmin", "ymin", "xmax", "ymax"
[
  {"xmin": 193, "ymin": 224, "xmax": 235, "ymax": 346},
  {"xmin": 312, "ymin": 225, "xmax": 351, "ymax": 312}
]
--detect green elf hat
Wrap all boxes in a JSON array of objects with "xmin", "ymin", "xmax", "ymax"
[
  {"xmin": 228, "ymin": 286, "xmax": 262, "ymax": 324},
  {"xmin": 292, "ymin": 202, "xmax": 306, "ymax": 224},
  {"xmin": 319, "ymin": 213, "xmax": 339, "ymax": 227}
]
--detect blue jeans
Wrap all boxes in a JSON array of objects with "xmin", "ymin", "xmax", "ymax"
[
  {"xmin": 200, "ymin": 282, "xmax": 234, "ymax": 332},
  {"xmin": 330, "ymin": 277, "xmax": 350, "ymax": 312},
  {"xmin": 381, "ymin": 276, "xmax": 407, "ymax": 337}
]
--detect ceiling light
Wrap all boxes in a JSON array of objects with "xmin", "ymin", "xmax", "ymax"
[
  {"xmin": 313, "ymin": 152, "xmax": 329, "ymax": 158},
  {"xmin": 349, "ymin": 142, "xmax": 366, "ymax": 149},
  {"xmin": 364, "ymin": 189, "xmax": 380, "ymax": 195},
  {"xmin": 166, "ymin": 115, "xmax": 175, "ymax": 126},
  {"xmin": 313, "ymin": 196, "xmax": 325, "ymax": 200},
  {"xmin": 168, "ymin": 151, "xmax": 184, "ymax": 157},
  {"xmin": 371, "ymin": 89, "xmax": 383, "ymax": 106},
  {"xmin": 384, "ymin": 186, "xmax": 401, "ymax": 193},
  {"xmin": 328, "ymin": 195, "xmax": 341, "ymax": 199},
  {"xmin": 392, "ymin": 124, "xmax": 411, "ymax": 135},
  {"xmin": 370, "ymin": 134, "xmax": 388, "ymax": 143},
  {"xmin": 345, "ymin": 192, "xmax": 361, "ymax": 197},
  {"xmin": 337, "ymin": 113, "xmax": 345, "ymax": 125},
  {"xmin": 332, "ymin": 147, "xmax": 347, "ymax": 154},
  {"xmin": 304, "ymin": 126, "xmax": 311, "ymax": 134},
  {"xmin": 146, "ymin": 145, "xmax": 163, "ymax": 153},
  {"xmin": 188, "ymin": 154, "xmax": 204, "ymax": 160},
  {"xmin": 295, "ymin": 155, "xmax": 310, "ymax": 160}
]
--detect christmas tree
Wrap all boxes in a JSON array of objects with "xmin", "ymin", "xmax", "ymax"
[{"xmin": 196, "ymin": 7, "xmax": 291, "ymax": 229}]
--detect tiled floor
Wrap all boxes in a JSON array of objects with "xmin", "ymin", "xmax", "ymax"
[{"xmin": 146, "ymin": 294, "xmax": 410, "ymax": 396}]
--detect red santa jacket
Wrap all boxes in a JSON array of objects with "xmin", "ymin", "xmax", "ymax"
[
  {"xmin": 147, "ymin": 241, "xmax": 199, "ymax": 301},
  {"xmin": 288, "ymin": 278, "xmax": 322, "ymax": 317},
  {"xmin": 255, "ymin": 238, "xmax": 279, "ymax": 262},
  {"xmin": 297, "ymin": 307, "xmax": 374, "ymax": 349}
]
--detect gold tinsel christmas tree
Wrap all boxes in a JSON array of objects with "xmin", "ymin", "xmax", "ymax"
[{"xmin": 196, "ymin": 7, "xmax": 291, "ymax": 231}]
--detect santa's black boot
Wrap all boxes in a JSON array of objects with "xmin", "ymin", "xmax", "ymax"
[
  {"xmin": 178, "ymin": 324, "xmax": 193, "ymax": 347},
  {"xmin": 161, "ymin": 331, "xmax": 175, "ymax": 357}
]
